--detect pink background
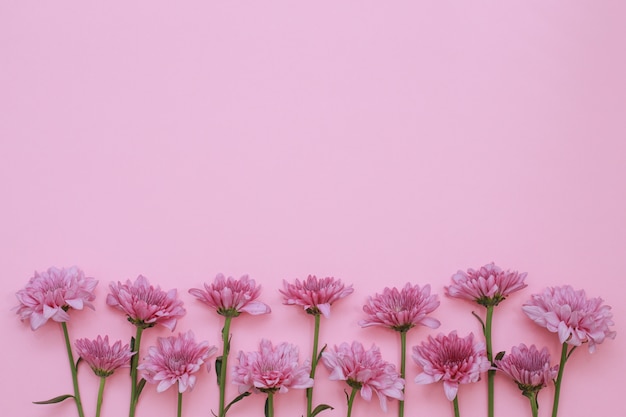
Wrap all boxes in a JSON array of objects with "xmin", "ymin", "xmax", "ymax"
[{"xmin": 1, "ymin": 2, "xmax": 624, "ymax": 417}]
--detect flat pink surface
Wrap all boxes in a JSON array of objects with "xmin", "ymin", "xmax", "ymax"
[{"xmin": 1, "ymin": 2, "xmax": 624, "ymax": 417}]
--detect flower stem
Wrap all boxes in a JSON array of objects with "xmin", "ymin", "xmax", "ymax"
[
  {"xmin": 61, "ymin": 322, "xmax": 85, "ymax": 417},
  {"xmin": 178, "ymin": 392, "xmax": 183, "ymax": 417},
  {"xmin": 346, "ymin": 387, "xmax": 358, "ymax": 417},
  {"xmin": 399, "ymin": 330, "xmax": 407, "ymax": 417},
  {"xmin": 307, "ymin": 313, "xmax": 321, "ymax": 417},
  {"xmin": 552, "ymin": 343, "xmax": 570, "ymax": 417},
  {"xmin": 267, "ymin": 392, "xmax": 274, "ymax": 417},
  {"xmin": 526, "ymin": 392, "xmax": 538, "ymax": 417},
  {"xmin": 485, "ymin": 305, "xmax": 495, "ymax": 417},
  {"xmin": 129, "ymin": 326, "xmax": 144, "ymax": 417},
  {"xmin": 96, "ymin": 377, "xmax": 106, "ymax": 417},
  {"xmin": 219, "ymin": 316, "xmax": 233, "ymax": 417},
  {"xmin": 453, "ymin": 396, "xmax": 460, "ymax": 417}
]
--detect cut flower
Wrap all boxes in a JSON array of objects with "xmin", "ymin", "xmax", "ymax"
[
  {"xmin": 189, "ymin": 273, "xmax": 270, "ymax": 317},
  {"xmin": 494, "ymin": 344, "xmax": 558, "ymax": 394},
  {"xmin": 75, "ymin": 335, "xmax": 135, "ymax": 377},
  {"xmin": 280, "ymin": 275, "xmax": 353, "ymax": 318}
]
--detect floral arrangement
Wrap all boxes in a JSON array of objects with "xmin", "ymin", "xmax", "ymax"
[{"xmin": 14, "ymin": 264, "xmax": 615, "ymax": 417}]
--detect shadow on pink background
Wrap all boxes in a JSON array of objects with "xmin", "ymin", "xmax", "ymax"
[{"xmin": 1, "ymin": 2, "xmax": 625, "ymax": 417}]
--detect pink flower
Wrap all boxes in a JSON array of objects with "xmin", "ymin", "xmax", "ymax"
[
  {"xmin": 138, "ymin": 331, "xmax": 217, "ymax": 393},
  {"xmin": 279, "ymin": 275, "xmax": 353, "ymax": 318},
  {"xmin": 359, "ymin": 283, "xmax": 440, "ymax": 332},
  {"xmin": 75, "ymin": 335, "xmax": 135, "ymax": 377},
  {"xmin": 231, "ymin": 339, "xmax": 313, "ymax": 394},
  {"xmin": 107, "ymin": 275, "xmax": 186, "ymax": 331},
  {"xmin": 522, "ymin": 285, "xmax": 616, "ymax": 352},
  {"xmin": 494, "ymin": 344, "xmax": 558, "ymax": 394},
  {"xmin": 412, "ymin": 331, "xmax": 490, "ymax": 401},
  {"xmin": 322, "ymin": 341, "xmax": 404, "ymax": 411},
  {"xmin": 189, "ymin": 274, "xmax": 270, "ymax": 317},
  {"xmin": 15, "ymin": 266, "xmax": 98, "ymax": 330},
  {"xmin": 445, "ymin": 262, "xmax": 527, "ymax": 307}
]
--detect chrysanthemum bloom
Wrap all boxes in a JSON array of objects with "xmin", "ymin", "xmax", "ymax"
[
  {"xmin": 322, "ymin": 341, "xmax": 404, "ymax": 411},
  {"xmin": 412, "ymin": 331, "xmax": 490, "ymax": 401},
  {"xmin": 359, "ymin": 283, "xmax": 440, "ymax": 332},
  {"xmin": 445, "ymin": 262, "xmax": 527, "ymax": 307},
  {"xmin": 495, "ymin": 344, "xmax": 558, "ymax": 395},
  {"xmin": 189, "ymin": 273, "xmax": 271, "ymax": 317},
  {"xmin": 107, "ymin": 275, "xmax": 186, "ymax": 330},
  {"xmin": 138, "ymin": 331, "xmax": 217, "ymax": 393},
  {"xmin": 75, "ymin": 335, "xmax": 135, "ymax": 377},
  {"xmin": 15, "ymin": 266, "xmax": 98, "ymax": 330},
  {"xmin": 231, "ymin": 339, "xmax": 313, "ymax": 394},
  {"xmin": 280, "ymin": 275, "xmax": 353, "ymax": 318},
  {"xmin": 522, "ymin": 285, "xmax": 616, "ymax": 353}
]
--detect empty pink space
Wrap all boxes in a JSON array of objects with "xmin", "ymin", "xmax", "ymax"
[{"xmin": 1, "ymin": 2, "xmax": 624, "ymax": 417}]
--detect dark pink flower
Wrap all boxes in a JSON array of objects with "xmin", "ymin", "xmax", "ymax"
[
  {"xmin": 279, "ymin": 275, "xmax": 353, "ymax": 318},
  {"xmin": 189, "ymin": 274, "xmax": 270, "ymax": 318},
  {"xmin": 359, "ymin": 283, "xmax": 440, "ymax": 332},
  {"xmin": 445, "ymin": 262, "xmax": 527, "ymax": 307},
  {"xmin": 412, "ymin": 331, "xmax": 490, "ymax": 401},
  {"xmin": 107, "ymin": 275, "xmax": 186, "ymax": 331},
  {"xmin": 75, "ymin": 335, "xmax": 135, "ymax": 377},
  {"xmin": 231, "ymin": 339, "xmax": 313, "ymax": 394},
  {"xmin": 494, "ymin": 344, "xmax": 558, "ymax": 394},
  {"xmin": 138, "ymin": 331, "xmax": 217, "ymax": 393},
  {"xmin": 15, "ymin": 266, "xmax": 98, "ymax": 330},
  {"xmin": 522, "ymin": 285, "xmax": 615, "ymax": 352},
  {"xmin": 322, "ymin": 341, "xmax": 404, "ymax": 411}
]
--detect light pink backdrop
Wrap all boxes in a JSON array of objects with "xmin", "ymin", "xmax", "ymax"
[{"xmin": 1, "ymin": 2, "xmax": 624, "ymax": 417}]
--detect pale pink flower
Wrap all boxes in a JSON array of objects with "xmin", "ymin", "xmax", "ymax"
[
  {"xmin": 279, "ymin": 275, "xmax": 353, "ymax": 318},
  {"xmin": 522, "ymin": 285, "xmax": 615, "ymax": 353},
  {"xmin": 412, "ymin": 331, "xmax": 490, "ymax": 401},
  {"xmin": 15, "ymin": 266, "xmax": 98, "ymax": 330},
  {"xmin": 189, "ymin": 274, "xmax": 270, "ymax": 317},
  {"xmin": 322, "ymin": 341, "xmax": 404, "ymax": 411},
  {"xmin": 494, "ymin": 344, "xmax": 558, "ymax": 394},
  {"xmin": 231, "ymin": 339, "xmax": 313, "ymax": 394},
  {"xmin": 138, "ymin": 331, "xmax": 217, "ymax": 393},
  {"xmin": 107, "ymin": 275, "xmax": 186, "ymax": 331},
  {"xmin": 445, "ymin": 262, "xmax": 527, "ymax": 307},
  {"xmin": 359, "ymin": 283, "xmax": 440, "ymax": 332},
  {"xmin": 75, "ymin": 335, "xmax": 135, "ymax": 377}
]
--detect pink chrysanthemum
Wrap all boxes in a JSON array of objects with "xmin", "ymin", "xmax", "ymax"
[
  {"xmin": 522, "ymin": 285, "xmax": 615, "ymax": 353},
  {"xmin": 359, "ymin": 283, "xmax": 440, "ymax": 332},
  {"xmin": 412, "ymin": 331, "xmax": 490, "ymax": 401},
  {"xmin": 231, "ymin": 339, "xmax": 313, "ymax": 394},
  {"xmin": 189, "ymin": 274, "xmax": 271, "ymax": 318},
  {"xmin": 107, "ymin": 275, "xmax": 186, "ymax": 331},
  {"xmin": 75, "ymin": 335, "xmax": 135, "ymax": 377},
  {"xmin": 495, "ymin": 344, "xmax": 558, "ymax": 394},
  {"xmin": 322, "ymin": 341, "xmax": 405, "ymax": 411},
  {"xmin": 445, "ymin": 262, "xmax": 527, "ymax": 307},
  {"xmin": 279, "ymin": 275, "xmax": 353, "ymax": 318},
  {"xmin": 15, "ymin": 266, "xmax": 98, "ymax": 330},
  {"xmin": 138, "ymin": 331, "xmax": 217, "ymax": 393}
]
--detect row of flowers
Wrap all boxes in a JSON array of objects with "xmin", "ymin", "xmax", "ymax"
[{"xmin": 14, "ymin": 264, "xmax": 615, "ymax": 417}]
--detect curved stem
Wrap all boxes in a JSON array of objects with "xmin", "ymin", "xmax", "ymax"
[
  {"xmin": 346, "ymin": 387, "xmax": 358, "ymax": 417},
  {"xmin": 307, "ymin": 314, "xmax": 321, "ymax": 417},
  {"xmin": 552, "ymin": 343, "xmax": 570, "ymax": 417},
  {"xmin": 219, "ymin": 316, "xmax": 233, "ymax": 417},
  {"xmin": 485, "ymin": 305, "xmax": 495, "ymax": 417},
  {"xmin": 266, "ymin": 391, "xmax": 274, "ymax": 417},
  {"xmin": 96, "ymin": 377, "xmax": 106, "ymax": 417},
  {"xmin": 453, "ymin": 396, "xmax": 460, "ymax": 417},
  {"xmin": 61, "ymin": 322, "xmax": 85, "ymax": 417},
  {"xmin": 129, "ymin": 326, "xmax": 144, "ymax": 417},
  {"xmin": 399, "ymin": 331, "xmax": 407, "ymax": 417},
  {"xmin": 178, "ymin": 392, "xmax": 183, "ymax": 417}
]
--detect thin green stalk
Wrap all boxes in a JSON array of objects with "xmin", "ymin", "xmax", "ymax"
[
  {"xmin": 61, "ymin": 322, "xmax": 85, "ymax": 417},
  {"xmin": 219, "ymin": 316, "xmax": 233, "ymax": 417},
  {"xmin": 552, "ymin": 343, "xmax": 570, "ymax": 417},
  {"xmin": 453, "ymin": 396, "xmax": 460, "ymax": 417},
  {"xmin": 129, "ymin": 326, "xmax": 144, "ymax": 417},
  {"xmin": 307, "ymin": 314, "xmax": 321, "ymax": 417},
  {"xmin": 399, "ymin": 331, "xmax": 407, "ymax": 417},
  {"xmin": 346, "ymin": 387, "xmax": 358, "ymax": 417},
  {"xmin": 526, "ymin": 392, "xmax": 538, "ymax": 417},
  {"xmin": 96, "ymin": 377, "xmax": 106, "ymax": 417},
  {"xmin": 266, "ymin": 392, "xmax": 274, "ymax": 417},
  {"xmin": 485, "ymin": 305, "xmax": 495, "ymax": 417},
  {"xmin": 178, "ymin": 392, "xmax": 183, "ymax": 417}
]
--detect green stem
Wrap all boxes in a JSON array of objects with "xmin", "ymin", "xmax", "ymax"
[
  {"xmin": 453, "ymin": 396, "xmax": 460, "ymax": 417},
  {"xmin": 267, "ymin": 391, "xmax": 274, "ymax": 417},
  {"xmin": 307, "ymin": 314, "xmax": 321, "ymax": 417},
  {"xmin": 399, "ymin": 331, "xmax": 407, "ymax": 417},
  {"xmin": 178, "ymin": 391, "xmax": 183, "ymax": 417},
  {"xmin": 527, "ymin": 392, "xmax": 538, "ymax": 417},
  {"xmin": 346, "ymin": 387, "xmax": 358, "ymax": 417},
  {"xmin": 552, "ymin": 343, "xmax": 570, "ymax": 417},
  {"xmin": 219, "ymin": 316, "xmax": 233, "ymax": 417},
  {"xmin": 96, "ymin": 377, "xmax": 106, "ymax": 417},
  {"xmin": 485, "ymin": 305, "xmax": 495, "ymax": 417},
  {"xmin": 129, "ymin": 326, "xmax": 144, "ymax": 417},
  {"xmin": 61, "ymin": 322, "xmax": 85, "ymax": 417}
]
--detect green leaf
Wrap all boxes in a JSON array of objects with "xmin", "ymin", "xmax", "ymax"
[
  {"xmin": 495, "ymin": 351, "xmax": 506, "ymax": 361},
  {"xmin": 130, "ymin": 336, "xmax": 136, "ymax": 351},
  {"xmin": 33, "ymin": 394, "xmax": 75, "ymax": 404},
  {"xmin": 215, "ymin": 356, "xmax": 223, "ymax": 385},
  {"xmin": 316, "ymin": 344, "xmax": 328, "ymax": 363},
  {"xmin": 135, "ymin": 378, "xmax": 146, "ymax": 400},
  {"xmin": 311, "ymin": 403, "xmax": 334, "ymax": 417},
  {"xmin": 344, "ymin": 389, "xmax": 349, "ymax": 405},
  {"xmin": 264, "ymin": 397, "xmax": 269, "ymax": 417},
  {"xmin": 223, "ymin": 391, "xmax": 251, "ymax": 414},
  {"xmin": 75, "ymin": 357, "xmax": 82, "ymax": 371},
  {"xmin": 471, "ymin": 311, "xmax": 486, "ymax": 333}
]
